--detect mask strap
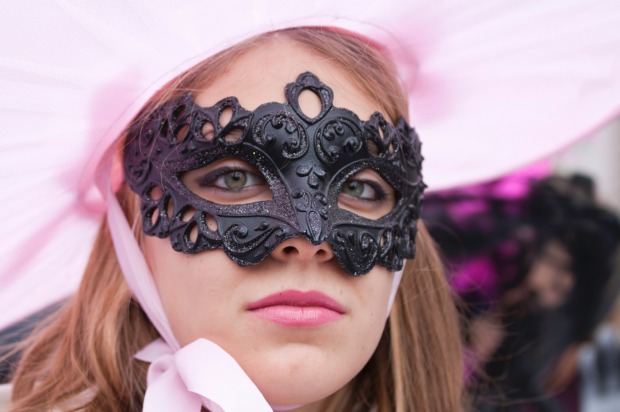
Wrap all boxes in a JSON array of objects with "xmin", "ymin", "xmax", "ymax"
[
  {"xmin": 106, "ymin": 188, "xmax": 180, "ymax": 351},
  {"xmin": 387, "ymin": 266, "xmax": 404, "ymax": 317}
]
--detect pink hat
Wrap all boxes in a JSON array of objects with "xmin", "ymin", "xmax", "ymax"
[{"xmin": 2, "ymin": 1, "xmax": 620, "ymax": 410}]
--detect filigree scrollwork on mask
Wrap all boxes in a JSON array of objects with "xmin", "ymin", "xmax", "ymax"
[
  {"xmin": 285, "ymin": 72, "xmax": 333, "ymax": 124},
  {"xmin": 124, "ymin": 153, "xmax": 151, "ymax": 186},
  {"xmin": 364, "ymin": 113, "xmax": 403, "ymax": 165},
  {"xmin": 252, "ymin": 112, "xmax": 308, "ymax": 159},
  {"xmin": 193, "ymin": 97, "xmax": 252, "ymax": 148},
  {"xmin": 330, "ymin": 229, "xmax": 381, "ymax": 276},
  {"xmin": 292, "ymin": 189, "xmax": 328, "ymax": 243},
  {"xmin": 377, "ymin": 227, "xmax": 404, "ymax": 273},
  {"xmin": 221, "ymin": 219, "xmax": 287, "ymax": 265},
  {"xmin": 169, "ymin": 217, "xmax": 221, "ymax": 254},
  {"xmin": 398, "ymin": 117, "xmax": 424, "ymax": 174},
  {"xmin": 315, "ymin": 118, "xmax": 363, "ymax": 164},
  {"xmin": 140, "ymin": 184, "xmax": 173, "ymax": 237},
  {"xmin": 295, "ymin": 162, "xmax": 326, "ymax": 189},
  {"xmin": 396, "ymin": 200, "xmax": 421, "ymax": 257}
]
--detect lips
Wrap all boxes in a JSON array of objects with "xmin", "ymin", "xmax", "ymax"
[{"xmin": 247, "ymin": 290, "xmax": 345, "ymax": 327}]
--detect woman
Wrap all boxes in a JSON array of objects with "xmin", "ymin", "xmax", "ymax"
[
  {"xmin": 2, "ymin": 2, "xmax": 620, "ymax": 411},
  {"xmin": 2, "ymin": 28, "xmax": 463, "ymax": 412}
]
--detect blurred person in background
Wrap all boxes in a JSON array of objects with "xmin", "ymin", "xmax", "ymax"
[{"xmin": 425, "ymin": 172, "xmax": 620, "ymax": 412}]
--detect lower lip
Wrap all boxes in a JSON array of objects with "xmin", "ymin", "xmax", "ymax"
[{"xmin": 250, "ymin": 305, "xmax": 343, "ymax": 327}]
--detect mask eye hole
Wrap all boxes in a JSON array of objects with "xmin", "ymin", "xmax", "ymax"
[
  {"xmin": 181, "ymin": 157, "xmax": 273, "ymax": 205},
  {"xmin": 224, "ymin": 127, "xmax": 244, "ymax": 143},
  {"xmin": 175, "ymin": 124, "xmax": 189, "ymax": 142},
  {"xmin": 338, "ymin": 169, "xmax": 396, "ymax": 219},
  {"xmin": 148, "ymin": 185, "xmax": 164, "ymax": 201},
  {"xmin": 181, "ymin": 206, "xmax": 196, "ymax": 222},
  {"xmin": 298, "ymin": 89, "xmax": 322, "ymax": 119},
  {"xmin": 202, "ymin": 121, "xmax": 215, "ymax": 141},
  {"xmin": 219, "ymin": 107, "xmax": 233, "ymax": 128}
]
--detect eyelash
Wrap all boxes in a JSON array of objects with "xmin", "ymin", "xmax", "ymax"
[
  {"xmin": 192, "ymin": 165, "xmax": 392, "ymax": 207},
  {"xmin": 340, "ymin": 178, "xmax": 388, "ymax": 202},
  {"xmin": 195, "ymin": 167, "xmax": 263, "ymax": 190}
]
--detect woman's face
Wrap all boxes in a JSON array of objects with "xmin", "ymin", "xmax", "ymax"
[{"xmin": 143, "ymin": 38, "xmax": 396, "ymax": 407}]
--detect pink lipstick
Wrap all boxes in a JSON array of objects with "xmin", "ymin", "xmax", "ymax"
[{"xmin": 247, "ymin": 290, "xmax": 345, "ymax": 327}]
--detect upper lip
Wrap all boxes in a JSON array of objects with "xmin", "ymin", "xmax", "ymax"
[{"xmin": 246, "ymin": 290, "xmax": 346, "ymax": 314}]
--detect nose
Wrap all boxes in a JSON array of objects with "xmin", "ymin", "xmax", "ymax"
[{"xmin": 270, "ymin": 236, "xmax": 335, "ymax": 264}]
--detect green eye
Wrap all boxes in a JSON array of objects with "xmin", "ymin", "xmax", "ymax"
[
  {"xmin": 337, "ymin": 170, "xmax": 396, "ymax": 219},
  {"xmin": 342, "ymin": 180, "xmax": 366, "ymax": 198},
  {"xmin": 341, "ymin": 179, "xmax": 380, "ymax": 200},
  {"xmin": 208, "ymin": 168, "xmax": 264, "ymax": 191},
  {"xmin": 181, "ymin": 157, "xmax": 273, "ymax": 205},
  {"xmin": 223, "ymin": 170, "xmax": 248, "ymax": 189}
]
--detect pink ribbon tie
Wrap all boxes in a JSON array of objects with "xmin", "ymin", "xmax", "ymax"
[{"xmin": 136, "ymin": 338, "xmax": 273, "ymax": 412}]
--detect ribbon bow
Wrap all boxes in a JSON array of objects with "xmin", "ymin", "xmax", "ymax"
[{"xmin": 136, "ymin": 338, "xmax": 273, "ymax": 412}]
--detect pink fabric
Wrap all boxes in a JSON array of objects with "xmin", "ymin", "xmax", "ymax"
[
  {"xmin": 2, "ymin": 1, "xmax": 620, "ymax": 410},
  {"xmin": 106, "ymin": 194, "xmax": 179, "ymax": 350},
  {"xmin": 2, "ymin": 0, "xmax": 620, "ymax": 329},
  {"xmin": 136, "ymin": 339, "xmax": 271, "ymax": 412},
  {"xmin": 388, "ymin": 268, "xmax": 404, "ymax": 316}
]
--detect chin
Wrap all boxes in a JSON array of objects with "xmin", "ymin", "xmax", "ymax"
[
  {"xmin": 258, "ymin": 378, "xmax": 343, "ymax": 408},
  {"xmin": 241, "ymin": 345, "xmax": 362, "ymax": 407}
]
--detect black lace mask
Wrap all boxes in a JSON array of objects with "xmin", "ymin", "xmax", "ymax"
[{"xmin": 124, "ymin": 72, "xmax": 425, "ymax": 275}]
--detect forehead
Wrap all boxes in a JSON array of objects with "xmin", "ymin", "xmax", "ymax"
[{"xmin": 194, "ymin": 37, "xmax": 381, "ymax": 121}]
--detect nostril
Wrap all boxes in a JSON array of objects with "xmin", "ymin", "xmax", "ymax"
[{"xmin": 270, "ymin": 238, "xmax": 335, "ymax": 263}]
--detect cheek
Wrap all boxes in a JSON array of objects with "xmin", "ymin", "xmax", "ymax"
[
  {"xmin": 359, "ymin": 266, "xmax": 394, "ymax": 309},
  {"xmin": 143, "ymin": 236, "xmax": 240, "ymax": 346},
  {"xmin": 331, "ymin": 271, "xmax": 395, "ymax": 390},
  {"xmin": 353, "ymin": 269, "xmax": 394, "ymax": 346}
]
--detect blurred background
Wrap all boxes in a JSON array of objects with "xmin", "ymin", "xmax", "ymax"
[{"xmin": 424, "ymin": 118, "xmax": 620, "ymax": 412}]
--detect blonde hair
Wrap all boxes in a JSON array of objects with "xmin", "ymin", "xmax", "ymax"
[{"xmin": 8, "ymin": 27, "xmax": 464, "ymax": 411}]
